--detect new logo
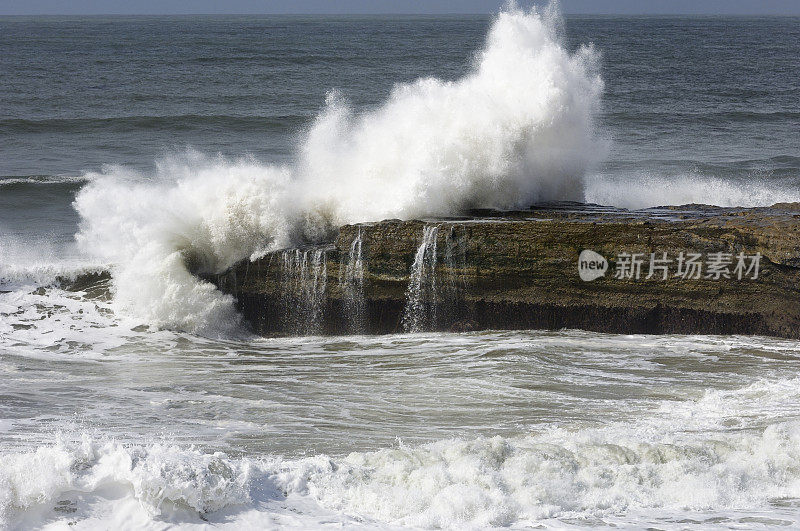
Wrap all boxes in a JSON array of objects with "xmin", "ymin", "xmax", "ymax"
[{"xmin": 578, "ymin": 250, "xmax": 608, "ymax": 281}]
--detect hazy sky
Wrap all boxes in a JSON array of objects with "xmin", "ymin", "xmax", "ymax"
[{"xmin": 1, "ymin": 0, "xmax": 799, "ymax": 15}]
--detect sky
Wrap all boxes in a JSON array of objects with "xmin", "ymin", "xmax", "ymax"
[{"xmin": 1, "ymin": 0, "xmax": 799, "ymax": 15}]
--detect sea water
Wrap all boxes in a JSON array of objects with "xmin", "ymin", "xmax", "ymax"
[{"xmin": 2, "ymin": 6, "xmax": 800, "ymax": 529}]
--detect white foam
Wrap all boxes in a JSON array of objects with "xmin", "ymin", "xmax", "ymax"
[
  {"xmin": 73, "ymin": 3, "xmax": 604, "ymax": 334},
  {"xmin": 0, "ymin": 285, "xmax": 140, "ymax": 358},
  {"xmin": 6, "ymin": 383, "xmax": 800, "ymax": 529},
  {"xmin": 74, "ymin": 154, "xmax": 295, "ymax": 336},
  {"xmin": 296, "ymin": 3, "xmax": 602, "ymax": 222},
  {"xmin": 265, "ymin": 391, "xmax": 800, "ymax": 528},
  {"xmin": 0, "ymin": 434, "xmax": 254, "ymax": 529}
]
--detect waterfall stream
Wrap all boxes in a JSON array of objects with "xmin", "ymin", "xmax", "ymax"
[
  {"xmin": 274, "ymin": 224, "xmax": 465, "ymax": 335},
  {"xmin": 402, "ymin": 225, "xmax": 439, "ymax": 332},
  {"xmin": 280, "ymin": 248, "xmax": 328, "ymax": 334},
  {"xmin": 340, "ymin": 228, "xmax": 367, "ymax": 333}
]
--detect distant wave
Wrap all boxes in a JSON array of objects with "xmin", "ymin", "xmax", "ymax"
[
  {"xmin": 0, "ymin": 174, "xmax": 91, "ymax": 187},
  {"xmin": 0, "ymin": 229, "xmax": 108, "ymax": 291},
  {"xmin": 191, "ymin": 54, "xmax": 418, "ymax": 66},
  {"xmin": 604, "ymin": 155, "xmax": 800, "ymax": 169},
  {"xmin": 606, "ymin": 110, "xmax": 800, "ymax": 123},
  {"xmin": 586, "ymin": 172, "xmax": 800, "ymax": 210},
  {"xmin": 0, "ymin": 237, "xmax": 108, "ymax": 290},
  {"xmin": 599, "ymin": 156, "xmax": 800, "ymax": 181},
  {"xmin": 0, "ymin": 114, "xmax": 310, "ymax": 134}
]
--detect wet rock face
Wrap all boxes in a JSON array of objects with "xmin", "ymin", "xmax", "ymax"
[{"xmin": 206, "ymin": 202, "xmax": 800, "ymax": 338}]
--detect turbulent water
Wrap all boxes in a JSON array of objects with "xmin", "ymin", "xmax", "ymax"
[{"xmin": 2, "ymin": 6, "xmax": 800, "ymax": 529}]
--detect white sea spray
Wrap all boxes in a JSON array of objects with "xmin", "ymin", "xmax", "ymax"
[{"xmin": 72, "ymin": 4, "xmax": 603, "ymax": 334}]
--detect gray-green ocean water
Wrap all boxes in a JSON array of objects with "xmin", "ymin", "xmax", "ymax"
[{"xmin": 2, "ymin": 10, "xmax": 800, "ymax": 529}]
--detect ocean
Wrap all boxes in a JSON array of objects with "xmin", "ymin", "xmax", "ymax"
[{"xmin": 2, "ymin": 8, "xmax": 800, "ymax": 529}]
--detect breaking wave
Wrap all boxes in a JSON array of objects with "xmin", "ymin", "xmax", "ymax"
[
  {"xmin": 0, "ymin": 236, "xmax": 107, "ymax": 290},
  {"xmin": 73, "ymin": 3, "xmax": 604, "ymax": 334},
  {"xmin": 5, "ymin": 379, "xmax": 800, "ymax": 529}
]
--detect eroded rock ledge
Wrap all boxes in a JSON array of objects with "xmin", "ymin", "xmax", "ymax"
[{"xmin": 206, "ymin": 202, "xmax": 800, "ymax": 338}]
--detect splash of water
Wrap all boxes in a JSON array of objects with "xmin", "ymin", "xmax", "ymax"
[{"xmin": 73, "ymin": 4, "xmax": 603, "ymax": 334}]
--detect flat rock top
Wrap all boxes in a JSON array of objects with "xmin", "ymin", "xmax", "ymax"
[{"xmin": 392, "ymin": 201, "xmax": 800, "ymax": 225}]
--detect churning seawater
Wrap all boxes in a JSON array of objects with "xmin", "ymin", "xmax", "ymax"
[{"xmin": 2, "ymin": 7, "xmax": 800, "ymax": 529}]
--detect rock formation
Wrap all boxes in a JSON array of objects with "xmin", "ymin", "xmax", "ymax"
[{"xmin": 207, "ymin": 202, "xmax": 800, "ymax": 338}]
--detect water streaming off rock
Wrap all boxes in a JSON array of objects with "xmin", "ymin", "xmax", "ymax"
[
  {"xmin": 398, "ymin": 224, "xmax": 473, "ymax": 333},
  {"xmin": 280, "ymin": 248, "xmax": 328, "ymax": 334},
  {"xmin": 339, "ymin": 227, "xmax": 367, "ymax": 334},
  {"xmin": 402, "ymin": 225, "xmax": 439, "ymax": 332}
]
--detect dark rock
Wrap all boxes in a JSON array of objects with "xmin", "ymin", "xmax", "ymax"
[
  {"xmin": 204, "ymin": 202, "xmax": 800, "ymax": 338},
  {"xmin": 449, "ymin": 319, "xmax": 481, "ymax": 332}
]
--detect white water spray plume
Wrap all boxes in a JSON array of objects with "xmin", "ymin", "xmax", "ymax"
[{"xmin": 73, "ymin": 3, "xmax": 604, "ymax": 334}]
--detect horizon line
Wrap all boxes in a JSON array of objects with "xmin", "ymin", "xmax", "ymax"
[{"xmin": 2, "ymin": 12, "xmax": 800, "ymax": 16}]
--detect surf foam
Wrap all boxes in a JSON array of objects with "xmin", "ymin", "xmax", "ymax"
[{"xmin": 6, "ymin": 406, "xmax": 800, "ymax": 528}]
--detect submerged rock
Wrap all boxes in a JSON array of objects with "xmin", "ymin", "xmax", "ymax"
[{"xmin": 205, "ymin": 202, "xmax": 800, "ymax": 338}]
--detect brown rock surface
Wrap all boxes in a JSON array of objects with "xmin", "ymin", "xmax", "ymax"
[{"xmin": 206, "ymin": 202, "xmax": 800, "ymax": 338}]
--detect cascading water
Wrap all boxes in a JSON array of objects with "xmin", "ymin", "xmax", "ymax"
[
  {"xmin": 339, "ymin": 228, "xmax": 367, "ymax": 334},
  {"xmin": 280, "ymin": 248, "xmax": 328, "ymax": 334},
  {"xmin": 402, "ymin": 225, "xmax": 439, "ymax": 332}
]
